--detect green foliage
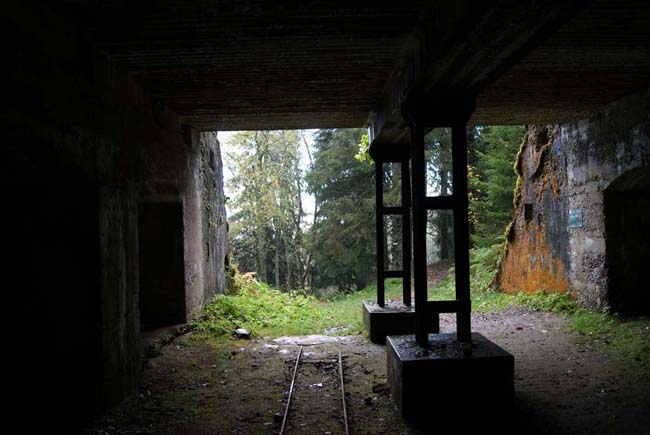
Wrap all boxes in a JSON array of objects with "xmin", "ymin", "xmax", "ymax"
[
  {"xmin": 514, "ymin": 292, "xmax": 577, "ymax": 313},
  {"xmin": 428, "ymin": 244, "xmax": 503, "ymax": 298},
  {"xmin": 194, "ymin": 270, "xmax": 404, "ymax": 339},
  {"xmin": 424, "ymin": 129, "xmax": 454, "ymax": 260},
  {"xmin": 424, "ymin": 129, "xmax": 453, "ymax": 196},
  {"xmin": 224, "ymin": 128, "xmax": 383, "ymax": 293},
  {"xmin": 225, "ymin": 130, "xmax": 306, "ymax": 289},
  {"xmin": 194, "ymin": 274, "xmax": 320, "ymax": 339},
  {"xmin": 318, "ymin": 278, "xmax": 404, "ymax": 335},
  {"xmin": 426, "ymin": 244, "xmax": 577, "ymax": 313},
  {"xmin": 197, "ymin": 255, "xmax": 649, "ymax": 369},
  {"xmin": 223, "ymin": 125, "xmax": 525, "ymax": 292},
  {"xmin": 473, "ymin": 292, "xmax": 575, "ymax": 313},
  {"xmin": 571, "ymin": 311, "xmax": 650, "ymax": 365},
  {"xmin": 469, "ymin": 126, "xmax": 525, "ymax": 247},
  {"xmin": 469, "ymin": 243, "xmax": 503, "ymax": 293},
  {"xmin": 354, "ymin": 133, "xmax": 372, "ymax": 163},
  {"xmin": 306, "ymin": 129, "xmax": 377, "ymax": 291}
]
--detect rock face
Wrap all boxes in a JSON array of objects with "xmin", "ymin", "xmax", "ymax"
[
  {"xmin": 1, "ymin": 5, "xmax": 227, "ymax": 427},
  {"xmin": 499, "ymin": 90, "xmax": 650, "ymax": 311}
]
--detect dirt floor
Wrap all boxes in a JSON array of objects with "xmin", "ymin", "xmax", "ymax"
[{"xmin": 85, "ymin": 308, "xmax": 650, "ymax": 435}]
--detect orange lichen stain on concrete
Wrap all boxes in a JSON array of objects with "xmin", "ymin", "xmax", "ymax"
[
  {"xmin": 500, "ymin": 223, "xmax": 570, "ymax": 294},
  {"xmin": 499, "ymin": 124, "xmax": 570, "ymax": 295},
  {"xmin": 547, "ymin": 173, "xmax": 562, "ymax": 198}
]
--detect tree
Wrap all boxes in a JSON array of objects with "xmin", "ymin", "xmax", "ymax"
[
  {"xmin": 382, "ymin": 162, "xmax": 403, "ymax": 271},
  {"xmin": 225, "ymin": 130, "xmax": 306, "ymax": 289},
  {"xmin": 469, "ymin": 125, "xmax": 525, "ymax": 247},
  {"xmin": 424, "ymin": 128, "xmax": 454, "ymax": 261},
  {"xmin": 305, "ymin": 129, "xmax": 376, "ymax": 291}
]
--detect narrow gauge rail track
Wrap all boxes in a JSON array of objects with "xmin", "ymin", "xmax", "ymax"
[{"xmin": 280, "ymin": 346, "xmax": 349, "ymax": 435}]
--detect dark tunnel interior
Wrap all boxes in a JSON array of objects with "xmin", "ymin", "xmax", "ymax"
[
  {"xmin": 605, "ymin": 166, "xmax": 650, "ymax": 316},
  {"xmin": 138, "ymin": 202, "xmax": 187, "ymax": 330}
]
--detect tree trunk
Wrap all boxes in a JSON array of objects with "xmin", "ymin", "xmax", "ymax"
[
  {"xmin": 257, "ymin": 225, "xmax": 267, "ymax": 282},
  {"xmin": 393, "ymin": 217, "xmax": 403, "ymax": 270},
  {"xmin": 254, "ymin": 131, "xmax": 268, "ymax": 282},
  {"xmin": 274, "ymin": 227, "xmax": 281, "ymax": 288},
  {"xmin": 284, "ymin": 234, "xmax": 292, "ymax": 290},
  {"xmin": 439, "ymin": 164, "xmax": 451, "ymax": 260}
]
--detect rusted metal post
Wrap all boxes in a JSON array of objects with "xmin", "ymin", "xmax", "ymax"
[
  {"xmin": 409, "ymin": 125, "xmax": 429, "ymax": 347},
  {"xmin": 401, "ymin": 157, "xmax": 412, "ymax": 307},
  {"xmin": 452, "ymin": 123, "xmax": 472, "ymax": 345},
  {"xmin": 375, "ymin": 160, "xmax": 385, "ymax": 307}
]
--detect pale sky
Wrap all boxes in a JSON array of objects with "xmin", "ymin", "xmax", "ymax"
[{"xmin": 217, "ymin": 130, "xmax": 317, "ymax": 229}]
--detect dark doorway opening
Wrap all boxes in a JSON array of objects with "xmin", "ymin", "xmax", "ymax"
[
  {"xmin": 138, "ymin": 202, "xmax": 186, "ymax": 330},
  {"xmin": 604, "ymin": 166, "xmax": 650, "ymax": 315}
]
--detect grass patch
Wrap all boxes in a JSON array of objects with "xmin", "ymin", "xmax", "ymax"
[
  {"xmin": 193, "ymin": 280, "xmax": 320, "ymax": 339},
  {"xmin": 570, "ymin": 310, "xmax": 650, "ymax": 366},
  {"xmin": 193, "ymin": 275, "xmax": 404, "ymax": 340},
  {"xmin": 426, "ymin": 244, "xmax": 575, "ymax": 313},
  {"xmin": 472, "ymin": 290, "xmax": 577, "ymax": 313},
  {"xmin": 429, "ymin": 244, "xmax": 649, "ymax": 364},
  {"xmin": 193, "ymin": 245, "xmax": 577, "ymax": 341},
  {"xmin": 317, "ymin": 278, "xmax": 403, "ymax": 335},
  {"xmin": 194, "ymin": 245, "xmax": 649, "ymax": 369}
]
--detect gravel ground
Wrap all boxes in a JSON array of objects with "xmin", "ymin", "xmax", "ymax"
[{"xmin": 85, "ymin": 308, "xmax": 650, "ymax": 435}]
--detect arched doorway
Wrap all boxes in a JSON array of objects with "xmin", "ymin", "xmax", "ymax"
[{"xmin": 604, "ymin": 166, "xmax": 650, "ymax": 315}]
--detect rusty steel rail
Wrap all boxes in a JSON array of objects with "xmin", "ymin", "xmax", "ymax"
[
  {"xmin": 280, "ymin": 346, "xmax": 303, "ymax": 435},
  {"xmin": 279, "ymin": 346, "xmax": 350, "ymax": 435},
  {"xmin": 339, "ymin": 349, "xmax": 350, "ymax": 435}
]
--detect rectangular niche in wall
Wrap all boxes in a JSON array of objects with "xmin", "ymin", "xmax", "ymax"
[{"xmin": 138, "ymin": 202, "xmax": 186, "ymax": 330}]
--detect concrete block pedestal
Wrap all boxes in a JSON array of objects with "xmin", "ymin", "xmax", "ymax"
[
  {"xmin": 362, "ymin": 300, "xmax": 416, "ymax": 344},
  {"xmin": 387, "ymin": 333, "xmax": 514, "ymax": 424}
]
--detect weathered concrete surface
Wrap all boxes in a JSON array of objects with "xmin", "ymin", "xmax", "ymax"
[
  {"xmin": 196, "ymin": 131, "xmax": 229, "ymax": 316},
  {"xmin": 499, "ymin": 125, "xmax": 571, "ymax": 295},
  {"xmin": 2, "ymin": 3, "xmax": 227, "ymax": 429},
  {"xmin": 386, "ymin": 333, "xmax": 514, "ymax": 426},
  {"xmin": 499, "ymin": 90, "xmax": 650, "ymax": 310},
  {"xmin": 362, "ymin": 300, "xmax": 416, "ymax": 344},
  {"xmin": 139, "ymin": 129, "xmax": 228, "ymax": 321},
  {"xmin": 564, "ymin": 91, "xmax": 650, "ymax": 309}
]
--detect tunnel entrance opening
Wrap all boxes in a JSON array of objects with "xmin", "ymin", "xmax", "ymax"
[
  {"xmin": 604, "ymin": 166, "xmax": 650, "ymax": 316},
  {"xmin": 138, "ymin": 202, "xmax": 186, "ymax": 330}
]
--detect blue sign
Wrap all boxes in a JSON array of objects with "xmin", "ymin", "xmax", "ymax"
[{"xmin": 569, "ymin": 209, "xmax": 583, "ymax": 228}]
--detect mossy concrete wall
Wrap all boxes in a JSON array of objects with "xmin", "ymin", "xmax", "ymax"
[
  {"xmin": 499, "ymin": 90, "xmax": 650, "ymax": 310},
  {"xmin": 499, "ymin": 125, "xmax": 571, "ymax": 295}
]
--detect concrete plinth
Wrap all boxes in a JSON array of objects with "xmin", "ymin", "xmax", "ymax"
[
  {"xmin": 387, "ymin": 333, "xmax": 514, "ymax": 424},
  {"xmin": 362, "ymin": 300, "xmax": 416, "ymax": 344}
]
